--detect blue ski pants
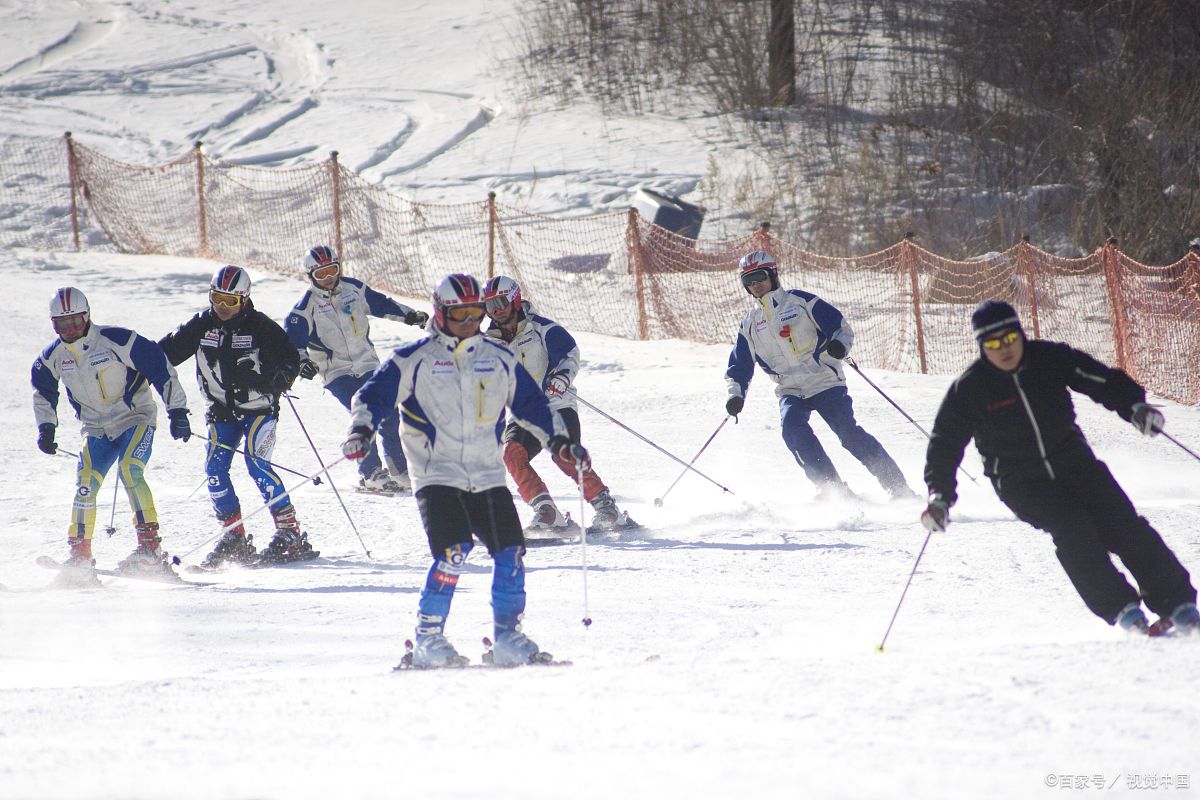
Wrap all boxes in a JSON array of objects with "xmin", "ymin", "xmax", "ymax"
[
  {"xmin": 327, "ymin": 373, "xmax": 405, "ymax": 478},
  {"xmin": 205, "ymin": 414, "xmax": 291, "ymax": 518},
  {"xmin": 779, "ymin": 386, "xmax": 907, "ymax": 491}
]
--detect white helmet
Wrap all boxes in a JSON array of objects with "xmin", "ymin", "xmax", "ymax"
[
  {"xmin": 431, "ymin": 273, "xmax": 485, "ymax": 331},
  {"xmin": 483, "ymin": 275, "xmax": 522, "ymax": 316},
  {"xmin": 303, "ymin": 245, "xmax": 341, "ymax": 285},
  {"xmin": 737, "ymin": 250, "xmax": 780, "ymax": 293},
  {"xmin": 210, "ymin": 265, "xmax": 251, "ymax": 297},
  {"xmin": 50, "ymin": 286, "xmax": 90, "ymax": 319},
  {"xmin": 49, "ymin": 287, "xmax": 91, "ymax": 341}
]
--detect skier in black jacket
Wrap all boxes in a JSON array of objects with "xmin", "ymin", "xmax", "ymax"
[
  {"xmin": 921, "ymin": 299, "xmax": 1197, "ymax": 635},
  {"xmin": 159, "ymin": 266, "xmax": 314, "ymax": 568}
]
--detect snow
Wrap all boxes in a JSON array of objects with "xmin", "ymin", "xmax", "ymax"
[{"xmin": 1, "ymin": 3, "xmax": 1199, "ymax": 799}]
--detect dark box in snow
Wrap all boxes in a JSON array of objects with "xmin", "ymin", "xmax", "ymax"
[{"xmin": 633, "ymin": 188, "xmax": 705, "ymax": 240}]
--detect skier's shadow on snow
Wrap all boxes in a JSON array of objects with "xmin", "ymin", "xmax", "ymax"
[
  {"xmin": 214, "ymin": 584, "xmax": 420, "ymax": 594},
  {"xmin": 603, "ymin": 537, "xmax": 865, "ymax": 552}
]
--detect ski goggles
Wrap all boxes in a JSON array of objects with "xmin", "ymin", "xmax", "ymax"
[
  {"xmin": 209, "ymin": 290, "xmax": 245, "ymax": 308},
  {"xmin": 52, "ymin": 312, "xmax": 88, "ymax": 336},
  {"xmin": 981, "ymin": 330, "xmax": 1021, "ymax": 350},
  {"xmin": 740, "ymin": 269, "xmax": 772, "ymax": 287},
  {"xmin": 445, "ymin": 304, "xmax": 486, "ymax": 323},
  {"xmin": 310, "ymin": 263, "xmax": 340, "ymax": 280},
  {"xmin": 484, "ymin": 295, "xmax": 512, "ymax": 314}
]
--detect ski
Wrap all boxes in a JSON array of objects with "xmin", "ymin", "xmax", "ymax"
[
  {"xmin": 392, "ymin": 638, "xmax": 571, "ymax": 670},
  {"xmin": 480, "ymin": 637, "xmax": 571, "ymax": 668},
  {"xmin": 354, "ymin": 486, "xmax": 406, "ymax": 498},
  {"xmin": 37, "ymin": 555, "xmax": 215, "ymax": 587},
  {"xmin": 585, "ymin": 513, "xmax": 642, "ymax": 538},
  {"xmin": 393, "ymin": 639, "xmax": 472, "ymax": 671},
  {"xmin": 184, "ymin": 550, "xmax": 322, "ymax": 574}
]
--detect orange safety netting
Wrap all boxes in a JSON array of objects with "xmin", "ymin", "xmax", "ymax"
[{"xmin": 5, "ymin": 136, "xmax": 1199, "ymax": 404}]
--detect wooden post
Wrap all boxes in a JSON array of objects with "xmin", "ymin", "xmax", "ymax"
[
  {"xmin": 1019, "ymin": 235, "xmax": 1040, "ymax": 339},
  {"xmin": 769, "ymin": 0, "xmax": 796, "ymax": 106},
  {"xmin": 195, "ymin": 142, "xmax": 208, "ymax": 257},
  {"xmin": 1101, "ymin": 237, "xmax": 1129, "ymax": 371},
  {"xmin": 487, "ymin": 191, "xmax": 497, "ymax": 281},
  {"xmin": 329, "ymin": 151, "xmax": 343, "ymax": 261},
  {"xmin": 627, "ymin": 208, "xmax": 649, "ymax": 340},
  {"xmin": 64, "ymin": 132, "xmax": 80, "ymax": 251},
  {"xmin": 902, "ymin": 232, "xmax": 928, "ymax": 374}
]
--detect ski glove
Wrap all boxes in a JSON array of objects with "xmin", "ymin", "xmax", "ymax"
[
  {"xmin": 298, "ymin": 358, "xmax": 319, "ymax": 380},
  {"xmin": 1130, "ymin": 402, "xmax": 1164, "ymax": 437},
  {"xmin": 725, "ymin": 395, "xmax": 744, "ymax": 417},
  {"xmin": 825, "ymin": 339, "xmax": 847, "ymax": 360},
  {"xmin": 168, "ymin": 408, "xmax": 192, "ymax": 442},
  {"xmin": 342, "ymin": 425, "xmax": 373, "ymax": 460},
  {"xmin": 37, "ymin": 423, "xmax": 57, "ymax": 455},
  {"xmin": 405, "ymin": 310, "xmax": 429, "ymax": 327},
  {"xmin": 549, "ymin": 435, "xmax": 590, "ymax": 471},
  {"xmin": 546, "ymin": 372, "xmax": 571, "ymax": 397},
  {"xmin": 920, "ymin": 498, "xmax": 950, "ymax": 533}
]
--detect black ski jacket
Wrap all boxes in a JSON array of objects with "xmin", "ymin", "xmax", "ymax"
[
  {"xmin": 159, "ymin": 301, "xmax": 300, "ymax": 422},
  {"xmin": 924, "ymin": 339, "xmax": 1146, "ymax": 504}
]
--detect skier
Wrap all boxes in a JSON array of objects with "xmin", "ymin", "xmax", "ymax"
[
  {"xmin": 32, "ymin": 287, "xmax": 192, "ymax": 585},
  {"xmin": 482, "ymin": 275, "xmax": 634, "ymax": 534},
  {"xmin": 724, "ymin": 251, "xmax": 917, "ymax": 501},
  {"xmin": 921, "ymin": 299, "xmax": 1198, "ymax": 635},
  {"xmin": 342, "ymin": 274, "xmax": 585, "ymax": 667},
  {"xmin": 285, "ymin": 245, "xmax": 428, "ymax": 494},
  {"xmin": 159, "ymin": 265, "xmax": 314, "ymax": 569}
]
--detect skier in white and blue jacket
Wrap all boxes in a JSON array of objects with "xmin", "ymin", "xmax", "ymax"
[
  {"xmin": 32, "ymin": 287, "xmax": 192, "ymax": 583},
  {"xmin": 285, "ymin": 245, "xmax": 428, "ymax": 493},
  {"xmin": 724, "ymin": 251, "xmax": 915, "ymax": 502},
  {"xmin": 482, "ymin": 275, "xmax": 632, "ymax": 533},
  {"xmin": 342, "ymin": 274, "xmax": 587, "ymax": 668}
]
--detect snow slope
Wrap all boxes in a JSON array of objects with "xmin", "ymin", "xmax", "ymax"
[{"xmin": 1, "ymin": 3, "xmax": 1199, "ymax": 799}]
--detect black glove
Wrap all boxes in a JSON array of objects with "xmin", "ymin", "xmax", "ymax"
[
  {"xmin": 726, "ymin": 395, "xmax": 744, "ymax": 417},
  {"xmin": 549, "ymin": 435, "xmax": 590, "ymax": 471},
  {"xmin": 37, "ymin": 423, "xmax": 57, "ymax": 455},
  {"xmin": 1130, "ymin": 402, "xmax": 1164, "ymax": 437},
  {"xmin": 921, "ymin": 498, "xmax": 950, "ymax": 533},
  {"xmin": 168, "ymin": 408, "xmax": 192, "ymax": 442},
  {"xmin": 235, "ymin": 355, "xmax": 264, "ymax": 388},
  {"xmin": 298, "ymin": 358, "xmax": 319, "ymax": 380},
  {"xmin": 405, "ymin": 310, "xmax": 429, "ymax": 327},
  {"xmin": 825, "ymin": 339, "xmax": 847, "ymax": 360}
]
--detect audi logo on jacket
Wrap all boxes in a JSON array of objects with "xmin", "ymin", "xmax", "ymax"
[
  {"xmin": 158, "ymin": 300, "xmax": 300, "ymax": 421},
  {"xmin": 924, "ymin": 339, "xmax": 1146, "ymax": 505}
]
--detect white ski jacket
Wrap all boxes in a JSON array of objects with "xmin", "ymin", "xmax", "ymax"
[
  {"xmin": 32, "ymin": 324, "xmax": 189, "ymax": 439},
  {"xmin": 350, "ymin": 328, "xmax": 560, "ymax": 493},
  {"xmin": 285, "ymin": 277, "xmax": 418, "ymax": 383},
  {"xmin": 725, "ymin": 287, "xmax": 854, "ymax": 401},
  {"xmin": 484, "ymin": 300, "xmax": 580, "ymax": 413}
]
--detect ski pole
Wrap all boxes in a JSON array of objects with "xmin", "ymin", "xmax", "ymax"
[
  {"xmin": 1162, "ymin": 431, "xmax": 1200, "ymax": 465},
  {"xmin": 846, "ymin": 357, "xmax": 979, "ymax": 486},
  {"xmin": 653, "ymin": 417, "xmax": 729, "ymax": 507},
  {"xmin": 56, "ymin": 449, "xmax": 80, "ymax": 460},
  {"xmin": 179, "ymin": 454, "xmax": 350, "ymax": 561},
  {"xmin": 568, "ymin": 389, "xmax": 735, "ymax": 497},
  {"xmin": 104, "ymin": 472, "xmax": 122, "ymax": 537},
  {"xmin": 194, "ymin": 435, "xmax": 322, "ymax": 484},
  {"xmin": 876, "ymin": 529, "xmax": 934, "ymax": 652},
  {"xmin": 576, "ymin": 459, "xmax": 592, "ymax": 629},
  {"xmin": 283, "ymin": 394, "xmax": 372, "ymax": 558},
  {"xmin": 185, "ymin": 473, "xmax": 209, "ymax": 502}
]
